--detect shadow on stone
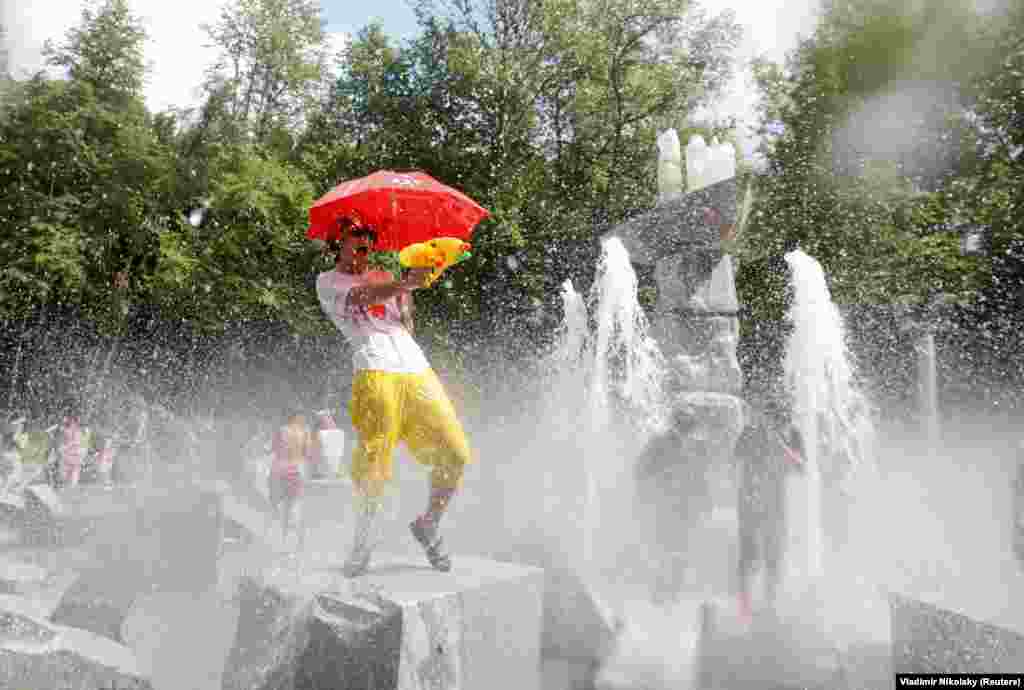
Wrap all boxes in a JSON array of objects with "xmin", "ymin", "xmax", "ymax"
[{"xmin": 296, "ymin": 594, "xmax": 403, "ymax": 690}]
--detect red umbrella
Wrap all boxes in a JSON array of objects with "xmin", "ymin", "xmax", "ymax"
[{"xmin": 307, "ymin": 170, "xmax": 490, "ymax": 252}]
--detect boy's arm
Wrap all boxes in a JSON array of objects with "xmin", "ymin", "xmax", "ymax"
[
  {"xmin": 346, "ymin": 269, "xmax": 431, "ymax": 308},
  {"xmin": 400, "ymin": 291, "xmax": 415, "ymax": 334}
]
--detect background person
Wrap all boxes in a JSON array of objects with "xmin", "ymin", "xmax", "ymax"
[
  {"xmin": 0, "ymin": 414, "xmax": 25, "ymax": 494},
  {"xmin": 734, "ymin": 401, "xmax": 806, "ymax": 623},
  {"xmin": 57, "ymin": 402, "xmax": 85, "ymax": 489},
  {"xmin": 268, "ymin": 408, "xmax": 311, "ymax": 551}
]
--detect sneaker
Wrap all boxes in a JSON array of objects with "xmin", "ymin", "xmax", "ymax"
[{"xmin": 409, "ymin": 519, "xmax": 451, "ymax": 572}]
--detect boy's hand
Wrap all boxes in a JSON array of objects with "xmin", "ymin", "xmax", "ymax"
[{"xmin": 399, "ymin": 267, "xmax": 433, "ymax": 290}]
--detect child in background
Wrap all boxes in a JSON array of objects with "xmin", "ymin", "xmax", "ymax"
[
  {"xmin": 0, "ymin": 415, "xmax": 25, "ymax": 494},
  {"xmin": 60, "ymin": 410, "xmax": 84, "ymax": 489},
  {"xmin": 269, "ymin": 409, "xmax": 311, "ymax": 551},
  {"xmin": 734, "ymin": 402, "xmax": 806, "ymax": 624}
]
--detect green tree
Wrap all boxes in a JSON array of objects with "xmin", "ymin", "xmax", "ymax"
[
  {"xmin": 0, "ymin": 2, "xmax": 181, "ymax": 327},
  {"xmin": 43, "ymin": 0, "xmax": 148, "ymax": 106},
  {"xmin": 201, "ymin": 0, "xmax": 331, "ymax": 147},
  {"xmin": 740, "ymin": 0, "xmax": 990, "ymax": 327},
  {"xmin": 157, "ymin": 145, "xmax": 320, "ymax": 329},
  {"xmin": 956, "ymin": 0, "xmax": 1024, "ymax": 320},
  {"xmin": 300, "ymin": 0, "xmax": 741, "ymax": 356},
  {"xmin": 0, "ymin": 77, "xmax": 177, "ymax": 323}
]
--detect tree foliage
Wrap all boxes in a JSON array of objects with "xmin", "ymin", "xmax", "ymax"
[
  {"xmin": 737, "ymin": 0, "xmax": 1024, "ymax": 403},
  {"xmin": 44, "ymin": 0, "xmax": 148, "ymax": 106},
  {"xmin": 740, "ymin": 0, "xmax": 1000, "ymax": 315},
  {"xmin": 201, "ymin": 0, "xmax": 331, "ymax": 146},
  {"xmin": 2, "ymin": 0, "xmax": 1023, "ymax": 415}
]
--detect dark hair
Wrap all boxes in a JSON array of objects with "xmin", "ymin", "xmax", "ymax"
[
  {"xmin": 336, "ymin": 215, "xmax": 376, "ymax": 239},
  {"xmin": 327, "ymin": 218, "xmax": 377, "ymax": 257}
]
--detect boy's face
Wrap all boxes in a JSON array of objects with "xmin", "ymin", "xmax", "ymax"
[{"xmin": 337, "ymin": 226, "xmax": 376, "ymax": 271}]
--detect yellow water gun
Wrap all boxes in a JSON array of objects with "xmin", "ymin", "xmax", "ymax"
[{"xmin": 398, "ymin": 237, "xmax": 473, "ymax": 287}]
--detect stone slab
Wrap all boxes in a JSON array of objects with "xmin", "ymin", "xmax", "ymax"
[
  {"xmin": 493, "ymin": 533, "xmax": 621, "ymax": 664},
  {"xmin": 543, "ymin": 657, "xmax": 599, "ymax": 690},
  {"xmin": 695, "ymin": 599, "xmax": 844, "ymax": 690},
  {"xmin": 889, "ymin": 592, "xmax": 1024, "ymax": 673},
  {"xmin": 50, "ymin": 568, "xmax": 139, "ymax": 643},
  {"xmin": 222, "ymin": 553, "xmax": 544, "ymax": 690},
  {"xmin": 695, "ymin": 585, "xmax": 893, "ymax": 690},
  {"xmin": 120, "ymin": 588, "xmax": 240, "ymax": 690},
  {"xmin": 0, "ymin": 593, "xmax": 151, "ymax": 689},
  {"xmin": 74, "ymin": 482, "xmax": 225, "ymax": 593},
  {"xmin": 0, "ymin": 555, "xmax": 78, "ymax": 619},
  {"xmin": 594, "ymin": 598, "xmax": 703, "ymax": 690}
]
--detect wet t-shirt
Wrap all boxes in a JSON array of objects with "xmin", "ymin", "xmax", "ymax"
[
  {"xmin": 316, "ymin": 269, "xmax": 430, "ymax": 374},
  {"xmin": 271, "ymin": 422, "xmax": 309, "ymax": 478}
]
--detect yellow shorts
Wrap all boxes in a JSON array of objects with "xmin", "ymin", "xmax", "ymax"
[{"xmin": 348, "ymin": 369, "xmax": 472, "ymax": 492}]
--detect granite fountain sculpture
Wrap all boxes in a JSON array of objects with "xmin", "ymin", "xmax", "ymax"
[{"xmin": 610, "ymin": 131, "xmax": 750, "ymax": 597}]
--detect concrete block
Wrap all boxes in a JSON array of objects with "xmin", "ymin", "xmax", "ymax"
[
  {"xmin": 0, "ymin": 554, "xmax": 78, "ymax": 619},
  {"xmin": 50, "ymin": 568, "xmax": 139, "ymax": 643},
  {"xmin": 695, "ymin": 599, "xmax": 843, "ymax": 690},
  {"xmin": 0, "ymin": 593, "xmax": 151, "ymax": 689},
  {"xmin": 695, "ymin": 584, "xmax": 892, "ymax": 690},
  {"xmin": 120, "ymin": 589, "xmax": 240, "ymax": 690},
  {"xmin": 542, "ymin": 657, "xmax": 599, "ymax": 690},
  {"xmin": 493, "ymin": 534, "xmax": 620, "ymax": 665},
  {"xmin": 69, "ymin": 482, "xmax": 225, "ymax": 593},
  {"xmin": 594, "ymin": 599, "xmax": 702, "ymax": 690},
  {"xmin": 889, "ymin": 592, "xmax": 1024, "ymax": 673},
  {"xmin": 222, "ymin": 553, "xmax": 544, "ymax": 690}
]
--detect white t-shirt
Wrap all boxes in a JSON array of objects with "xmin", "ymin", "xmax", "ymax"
[{"xmin": 316, "ymin": 269, "xmax": 431, "ymax": 374}]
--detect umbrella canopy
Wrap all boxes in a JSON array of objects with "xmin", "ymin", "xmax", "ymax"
[{"xmin": 307, "ymin": 170, "xmax": 490, "ymax": 252}]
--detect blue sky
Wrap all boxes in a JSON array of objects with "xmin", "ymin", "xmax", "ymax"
[{"xmin": 321, "ymin": 0, "xmax": 421, "ymax": 39}]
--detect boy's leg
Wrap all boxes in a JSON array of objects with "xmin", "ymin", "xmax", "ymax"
[
  {"xmin": 345, "ymin": 482, "xmax": 390, "ymax": 576},
  {"xmin": 344, "ymin": 371, "xmax": 401, "ymax": 577},
  {"xmin": 415, "ymin": 468, "xmax": 458, "ymax": 533},
  {"xmin": 401, "ymin": 371, "xmax": 472, "ymax": 572}
]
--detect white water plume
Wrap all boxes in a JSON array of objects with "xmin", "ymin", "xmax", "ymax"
[
  {"xmin": 539, "ymin": 237, "xmax": 668, "ymax": 568},
  {"xmin": 783, "ymin": 249, "xmax": 877, "ymax": 580},
  {"xmin": 587, "ymin": 237, "xmax": 667, "ymax": 435}
]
